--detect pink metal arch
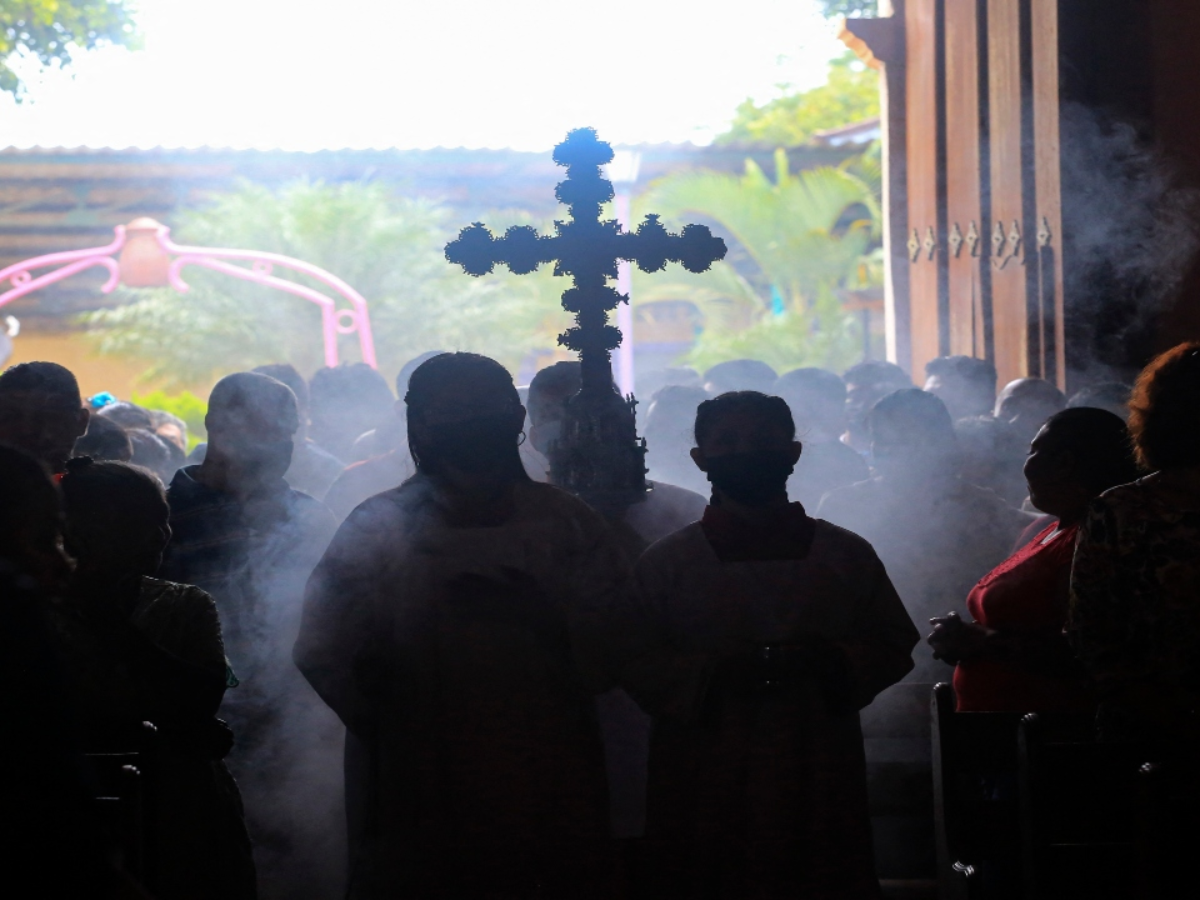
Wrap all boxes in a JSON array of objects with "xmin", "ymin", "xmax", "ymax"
[{"xmin": 0, "ymin": 220, "xmax": 377, "ymax": 369}]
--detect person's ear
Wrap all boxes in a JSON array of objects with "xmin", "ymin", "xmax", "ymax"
[
  {"xmin": 75, "ymin": 407, "xmax": 90, "ymax": 439},
  {"xmin": 787, "ymin": 440, "xmax": 802, "ymax": 465},
  {"xmin": 690, "ymin": 446, "xmax": 707, "ymax": 472}
]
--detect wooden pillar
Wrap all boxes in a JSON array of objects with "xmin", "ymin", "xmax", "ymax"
[
  {"xmin": 944, "ymin": 0, "xmax": 992, "ymax": 361},
  {"xmin": 905, "ymin": 0, "xmax": 947, "ymax": 378},
  {"xmin": 986, "ymin": 0, "xmax": 1036, "ymax": 388},
  {"xmin": 1030, "ymin": 0, "xmax": 1065, "ymax": 388}
]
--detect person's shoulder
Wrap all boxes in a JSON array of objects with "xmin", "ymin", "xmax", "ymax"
[
  {"xmin": 817, "ymin": 475, "xmax": 881, "ymax": 511},
  {"xmin": 517, "ymin": 480, "xmax": 605, "ymax": 523},
  {"xmin": 810, "ymin": 517, "xmax": 879, "ymax": 557},
  {"xmin": 1092, "ymin": 477, "xmax": 1161, "ymax": 520},
  {"xmin": 138, "ymin": 576, "xmax": 218, "ymax": 615},
  {"xmin": 637, "ymin": 520, "xmax": 707, "ymax": 567}
]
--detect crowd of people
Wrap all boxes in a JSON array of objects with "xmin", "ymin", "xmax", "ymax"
[{"xmin": 1, "ymin": 343, "xmax": 1198, "ymax": 899}]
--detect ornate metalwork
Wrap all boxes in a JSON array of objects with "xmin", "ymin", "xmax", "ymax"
[
  {"xmin": 908, "ymin": 228, "xmax": 921, "ymax": 262},
  {"xmin": 949, "ymin": 222, "xmax": 964, "ymax": 258},
  {"xmin": 0, "ymin": 220, "xmax": 377, "ymax": 368},
  {"xmin": 1037, "ymin": 216, "xmax": 1053, "ymax": 248},
  {"xmin": 966, "ymin": 220, "xmax": 981, "ymax": 257},
  {"xmin": 1007, "ymin": 220, "xmax": 1023, "ymax": 259},
  {"xmin": 923, "ymin": 226, "xmax": 937, "ymax": 261},
  {"xmin": 445, "ymin": 127, "xmax": 727, "ymax": 513}
]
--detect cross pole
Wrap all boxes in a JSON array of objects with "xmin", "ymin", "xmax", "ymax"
[{"xmin": 446, "ymin": 127, "xmax": 726, "ymax": 512}]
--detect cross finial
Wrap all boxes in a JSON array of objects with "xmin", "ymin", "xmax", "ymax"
[{"xmin": 446, "ymin": 127, "xmax": 726, "ymax": 512}]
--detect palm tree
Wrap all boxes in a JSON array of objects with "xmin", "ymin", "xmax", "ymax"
[{"xmin": 633, "ymin": 149, "xmax": 881, "ymax": 373}]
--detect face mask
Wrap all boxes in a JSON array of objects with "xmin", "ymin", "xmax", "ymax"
[
  {"xmin": 704, "ymin": 451, "xmax": 794, "ymax": 505},
  {"xmin": 419, "ymin": 414, "xmax": 517, "ymax": 474}
]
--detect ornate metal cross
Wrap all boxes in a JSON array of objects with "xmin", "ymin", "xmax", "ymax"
[{"xmin": 446, "ymin": 127, "xmax": 726, "ymax": 512}]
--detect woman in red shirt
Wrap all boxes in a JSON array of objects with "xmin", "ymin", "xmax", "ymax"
[{"xmin": 927, "ymin": 407, "xmax": 1138, "ymax": 712}]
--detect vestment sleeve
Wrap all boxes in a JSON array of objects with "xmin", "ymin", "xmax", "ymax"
[
  {"xmin": 294, "ymin": 499, "xmax": 394, "ymax": 734},
  {"xmin": 835, "ymin": 550, "xmax": 919, "ymax": 708},
  {"xmin": 614, "ymin": 546, "xmax": 714, "ymax": 725}
]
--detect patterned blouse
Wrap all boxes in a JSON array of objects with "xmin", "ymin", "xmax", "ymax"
[{"xmin": 1067, "ymin": 477, "xmax": 1200, "ymax": 739}]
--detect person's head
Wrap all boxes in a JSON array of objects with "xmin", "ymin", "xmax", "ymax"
[
  {"xmin": 127, "ymin": 428, "xmax": 176, "ymax": 483},
  {"xmin": 702, "ymin": 359, "xmax": 778, "ymax": 396},
  {"xmin": 1024, "ymin": 408, "xmax": 1138, "ymax": 521},
  {"xmin": 97, "ymin": 400, "xmax": 154, "ymax": 431},
  {"xmin": 1068, "ymin": 381, "xmax": 1132, "ymax": 420},
  {"xmin": 1128, "ymin": 342, "xmax": 1200, "ymax": 472},
  {"xmin": 308, "ymin": 363, "xmax": 394, "ymax": 458},
  {"xmin": 954, "ymin": 415, "xmax": 1026, "ymax": 503},
  {"xmin": 923, "ymin": 355, "xmax": 998, "ymax": 421},
  {"xmin": 775, "ymin": 367, "xmax": 848, "ymax": 443},
  {"xmin": 396, "ymin": 351, "xmax": 446, "ymax": 400},
  {"xmin": 868, "ymin": 388, "xmax": 957, "ymax": 482},
  {"xmin": 60, "ymin": 458, "xmax": 171, "ymax": 585},
  {"xmin": 0, "ymin": 362, "xmax": 89, "ymax": 473},
  {"xmin": 526, "ymin": 361, "xmax": 581, "ymax": 458},
  {"xmin": 72, "ymin": 414, "xmax": 133, "ymax": 462},
  {"xmin": 0, "ymin": 444, "xmax": 68, "ymax": 588},
  {"xmin": 253, "ymin": 363, "xmax": 309, "ymax": 416},
  {"xmin": 843, "ymin": 360, "xmax": 912, "ymax": 449},
  {"xmin": 147, "ymin": 409, "xmax": 189, "ymax": 452},
  {"xmin": 994, "ymin": 377, "xmax": 1067, "ymax": 447},
  {"xmin": 404, "ymin": 352, "xmax": 528, "ymax": 484},
  {"xmin": 205, "ymin": 372, "xmax": 300, "ymax": 485},
  {"xmin": 691, "ymin": 391, "xmax": 800, "ymax": 506}
]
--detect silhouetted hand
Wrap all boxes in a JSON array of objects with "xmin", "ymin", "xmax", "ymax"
[{"xmin": 927, "ymin": 612, "xmax": 990, "ymax": 664}]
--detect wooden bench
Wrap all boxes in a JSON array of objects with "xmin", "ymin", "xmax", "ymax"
[
  {"xmin": 1017, "ymin": 712, "xmax": 1155, "ymax": 900},
  {"xmin": 84, "ymin": 720, "xmax": 158, "ymax": 888}
]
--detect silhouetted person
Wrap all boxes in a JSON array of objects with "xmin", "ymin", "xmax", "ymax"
[
  {"xmin": 73, "ymin": 412, "xmax": 133, "ymax": 462},
  {"xmin": 643, "ymin": 385, "xmax": 710, "ymax": 496},
  {"xmin": 929, "ymin": 408, "xmax": 1137, "ymax": 713},
  {"xmin": 1069, "ymin": 343, "xmax": 1200, "ymax": 743},
  {"xmin": 923, "ymin": 355, "xmax": 997, "ymax": 422},
  {"xmin": 348, "ymin": 351, "xmax": 443, "ymax": 461},
  {"xmin": 0, "ymin": 445, "xmax": 123, "ymax": 897},
  {"xmin": 297, "ymin": 353, "xmax": 646, "ymax": 899},
  {"xmin": 253, "ymin": 363, "xmax": 344, "ymax": 500},
  {"xmin": 54, "ymin": 459, "xmax": 256, "ymax": 899},
  {"xmin": 702, "ymin": 359, "xmax": 778, "ymax": 395},
  {"xmin": 529, "ymin": 361, "xmax": 707, "ymax": 548},
  {"xmin": 842, "ymin": 360, "xmax": 911, "ymax": 453},
  {"xmin": 97, "ymin": 399, "xmax": 155, "ymax": 431},
  {"xmin": 775, "ymin": 367, "xmax": 869, "ymax": 508},
  {"xmin": 0, "ymin": 360, "xmax": 89, "ymax": 473},
  {"xmin": 819, "ymin": 389, "xmax": 1029, "ymax": 680},
  {"xmin": 1067, "ymin": 380, "xmax": 1132, "ymax": 419},
  {"xmin": 159, "ymin": 371, "xmax": 339, "ymax": 899},
  {"xmin": 128, "ymin": 426, "xmax": 177, "ymax": 483},
  {"xmin": 320, "ymin": 353, "xmax": 447, "ymax": 521},
  {"xmin": 954, "ymin": 415, "xmax": 1027, "ymax": 506},
  {"xmin": 308, "ymin": 363, "xmax": 394, "ymax": 463},
  {"xmin": 994, "ymin": 376, "xmax": 1066, "ymax": 447},
  {"xmin": 631, "ymin": 392, "xmax": 917, "ymax": 898},
  {"xmin": 526, "ymin": 360, "xmax": 705, "ymax": 877}
]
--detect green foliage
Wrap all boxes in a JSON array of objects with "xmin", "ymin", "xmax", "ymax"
[
  {"xmin": 718, "ymin": 52, "xmax": 879, "ymax": 148},
  {"xmin": 814, "ymin": 0, "xmax": 877, "ymax": 16},
  {"xmin": 634, "ymin": 148, "xmax": 881, "ymax": 373},
  {"xmin": 130, "ymin": 389, "xmax": 207, "ymax": 448},
  {"xmin": 82, "ymin": 181, "xmax": 571, "ymax": 387},
  {"xmin": 1, "ymin": 0, "xmax": 139, "ymax": 98}
]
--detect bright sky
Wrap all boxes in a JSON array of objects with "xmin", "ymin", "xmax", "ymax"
[{"xmin": 0, "ymin": 0, "xmax": 844, "ymax": 151}]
